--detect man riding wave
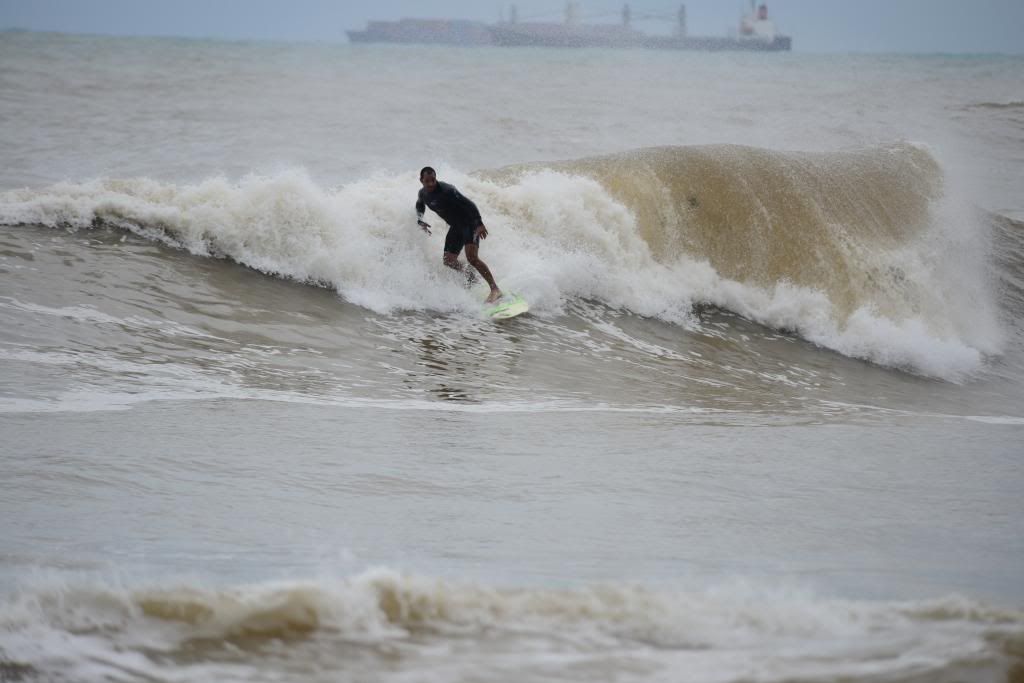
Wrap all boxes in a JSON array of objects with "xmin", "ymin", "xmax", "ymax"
[{"xmin": 416, "ymin": 167, "xmax": 503, "ymax": 304}]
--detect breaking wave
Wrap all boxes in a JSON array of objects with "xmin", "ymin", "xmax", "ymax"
[
  {"xmin": 1, "ymin": 569, "xmax": 1022, "ymax": 683},
  {"xmin": 0, "ymin": 143, "xmax": 1008, "ymax": 381}
]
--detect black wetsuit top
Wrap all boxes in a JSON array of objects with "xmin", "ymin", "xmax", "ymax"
[{"xmin": 416, "ymin": 181, "xmax": 483, "ymax": 230}]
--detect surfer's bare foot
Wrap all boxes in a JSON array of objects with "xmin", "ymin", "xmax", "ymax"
[{"xmin": 485, "ymin": 289, "xmax": 503, "ymax": 304}]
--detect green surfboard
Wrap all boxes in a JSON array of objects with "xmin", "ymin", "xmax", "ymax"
[{"xmin": 483, "ymin": 292, "xmax": 529, "ymax": 320}]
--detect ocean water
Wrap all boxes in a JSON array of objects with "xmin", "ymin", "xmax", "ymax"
[{"xmin": 1, "ymin": 31, "xmax": 1023, "ymax": 682}]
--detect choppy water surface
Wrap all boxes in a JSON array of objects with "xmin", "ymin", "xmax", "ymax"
[{"xmin": 1, "ymin": 31, "xmax": 1023, "ymax": 682}]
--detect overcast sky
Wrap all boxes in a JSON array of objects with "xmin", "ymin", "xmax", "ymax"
[{"xmin": 1, "ymin": 0, "xmax": 1022, "ymax": 54}]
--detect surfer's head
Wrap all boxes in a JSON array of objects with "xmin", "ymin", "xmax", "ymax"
[{"xmin": 419, "ymin": 166, "xmax": 437, "ymax": 191}]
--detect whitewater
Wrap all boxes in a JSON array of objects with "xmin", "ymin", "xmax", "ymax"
[{"xmin": 1, "ymin": 31, "xmax": 1023, "ymax": 683}]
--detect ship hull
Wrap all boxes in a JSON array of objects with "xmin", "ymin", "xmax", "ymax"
[
  {"xmin": 347, "ymin": 20, "xmax": 493, "ymax": 46},
  {"xmin": 488, "ymin": 24, "xmax": 643, "ymax": 49},
  {"xmin": 644, "ymin": 35, "xmax": 792, "ymax": 51}
]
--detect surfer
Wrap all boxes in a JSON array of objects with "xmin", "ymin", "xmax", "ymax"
[{"xmin": 416, "ymin": 167, "xmax": 503, "ymax": 304}]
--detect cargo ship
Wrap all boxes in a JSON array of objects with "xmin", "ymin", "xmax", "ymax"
[{"xmin": 346, "ymin": 2, "xmax": 792, "ymax": 52}]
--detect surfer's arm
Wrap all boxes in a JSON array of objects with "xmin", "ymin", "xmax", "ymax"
[
  {"xmin": 453, "ymin": 188, "xmax": 486, "ymax": 238},
  {"xmin": 467, "ymin": 201, "xmax": 483, "ymax": 228},
  {"xmin": 415, "ymin": 194, "xmax": 431, "ymax": 232},
  {"xmin": 466, "ymin": 200, "xmax": 486, "ymax": 239}
]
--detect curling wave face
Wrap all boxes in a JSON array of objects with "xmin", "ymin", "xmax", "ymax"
[{"xmin": 0, "ymin": 143, "xmax": 1008, "ymax": 380}]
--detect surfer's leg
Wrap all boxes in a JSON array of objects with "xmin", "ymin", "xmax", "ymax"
[
  {"xmin": 442, "ymin": 227, "xmax": 466, "ymax": 272},
  {"xmin": 442, "ymin": 253, "xmax": 476, "ymax": 285},
  {"xmin": 443, "ymin": 251, "xmax": 464, "ymax": 272},
  {"xmin": 465, "ymin": 244, "xmax": 501, "ymax": 302}
]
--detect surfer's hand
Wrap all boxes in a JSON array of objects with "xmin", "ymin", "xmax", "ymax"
[
  {"xmin": 418, "ymin": 219, "xmax": 431, "ymax": 234},
  {"xmin": 474, "ymin": 224, "xmax": 488, "ymax": 240}
]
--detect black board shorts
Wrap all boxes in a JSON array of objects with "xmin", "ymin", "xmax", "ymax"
[{"xmin": 443, "ymin": 223, "xmax": 480, "ymax": 255}]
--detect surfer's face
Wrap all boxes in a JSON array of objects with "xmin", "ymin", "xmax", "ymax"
[{"xmin": 421, "ymin": 172, "xmax": 438, "ymax": 191}]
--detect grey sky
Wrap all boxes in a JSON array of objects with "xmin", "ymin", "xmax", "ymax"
[{"xmin": 1, "ymin": 0, "xmax": 1022, "ymax": 54}]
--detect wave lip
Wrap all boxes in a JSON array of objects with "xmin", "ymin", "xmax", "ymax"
[{"xmin": 2, "ymin": 570, "xmax": 1023, "ymax": 682}]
